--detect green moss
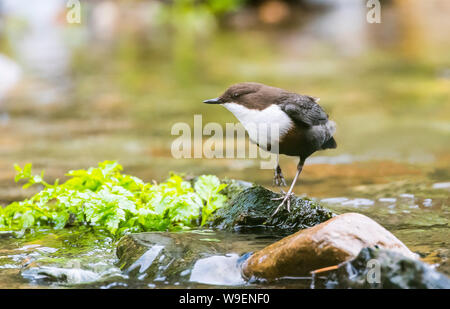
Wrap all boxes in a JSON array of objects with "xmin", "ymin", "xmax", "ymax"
[{"xmin": 211, "ymin": 186, "xmax": 334, "ymax": 232}]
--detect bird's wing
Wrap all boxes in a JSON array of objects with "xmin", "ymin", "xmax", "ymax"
[{"xmin": 279, "ymin": 94, "xmax": 328, "ymax": 127}]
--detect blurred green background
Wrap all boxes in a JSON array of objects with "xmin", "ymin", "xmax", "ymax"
[{"xmin": 0, "ymin": 0, "xmax": 449, "ymax": 205}]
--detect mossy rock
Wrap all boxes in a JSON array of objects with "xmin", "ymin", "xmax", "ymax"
[
  {"xmin": 116, "ymin": 232, "xmax": 223, "ymax": 282},
  {"xmin": 210, "ymin": 185, "xmax": 335, "ymax": 232}
]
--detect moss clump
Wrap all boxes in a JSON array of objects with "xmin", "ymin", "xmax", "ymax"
[{"xmin": 211, "ymin": 186, "xmax": 335, "ymax": 232}]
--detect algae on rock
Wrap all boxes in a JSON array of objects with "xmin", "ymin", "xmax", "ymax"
[{"xmin": 211, "ymin": 185, "xmax": 334, "ymax": 232}]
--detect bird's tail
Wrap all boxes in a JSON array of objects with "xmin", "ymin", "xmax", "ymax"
[{"xmin": 322, "ymin": 137, "xmax": 337, "ymax": 149}]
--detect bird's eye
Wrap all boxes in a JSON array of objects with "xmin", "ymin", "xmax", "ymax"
[{"xmin": 232, "ymin": 93, "xmax": 239, "ymax": 98}]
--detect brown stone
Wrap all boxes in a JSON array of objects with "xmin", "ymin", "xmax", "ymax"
[{"xmin": 241, "ymin": 213, "xmax": 417, "ymax": 280}]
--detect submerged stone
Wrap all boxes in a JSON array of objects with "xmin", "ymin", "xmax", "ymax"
[
  {"xmin": 116, "ymin": 231, "xmax": 253, "ymax": 286},
  {"xmin": 324, "ymin": 247, "xmax": 450, "ymax": 289},
  {"xmin": 116, "ymin": 232, "xmax": 218, "ymax": 279},
  {"xmin": 211, "ymin": 185, "xmax": 334, "ymax": 232}
]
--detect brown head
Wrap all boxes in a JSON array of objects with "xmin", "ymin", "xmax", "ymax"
[{"xmin": 203, "ymin": 82, "xmax": 288, "ymax": 110}]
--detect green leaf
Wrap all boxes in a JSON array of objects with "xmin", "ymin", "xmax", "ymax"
[
  {"xmin": 194, "ymin": 175, "xmax": 227, "ymax": 225},
  {"xmin": 20, "ymin": 211, "xmax": 35, "ymax": 229},
  {"xmin": 53, "ymin": 212, "xmax": 69, "ymax": 229},
  {"xmin": 1, "ymin": 161, "xmax": 228, "ymax": 237},
  {"xmin": 194, "ymin": 175, "xmax": 222, "ymax": 201}
]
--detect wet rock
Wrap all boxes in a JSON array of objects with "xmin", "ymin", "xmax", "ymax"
[
  {"xmin": 211, "ymin": 185, "xmax": 334, "ymax": 232},
  {"xmin": 116, "ymin": 232, "xmax": 219, "ymax": 280},
  {"xmin": 116, "ymin": 231, "xmax": 253, "ymax": 286},
  {"xmin": 324, "ymin": 247, "xmax": 450, "ymax": 289},
  {"xmin": 242, "ymin": 213, "xmax": 417, "ymax": 280}
]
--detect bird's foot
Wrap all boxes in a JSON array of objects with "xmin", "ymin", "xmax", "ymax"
[
  {"xmin": 273, "ymin": 168, "xmax": 287, "ymax": 187},
  {"xmin": 271, "ymin": 190, "xmax": 295, "ymax": 216}
]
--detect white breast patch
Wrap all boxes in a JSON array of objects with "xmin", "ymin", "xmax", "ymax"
[{"xmin": 223, "ymin": 103, "xmax": 294, "ymax": 149}]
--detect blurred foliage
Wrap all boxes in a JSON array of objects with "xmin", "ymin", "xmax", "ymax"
[
  {"xmin": 160, "ymin": 0, "xmax": 244, "ymax": 19},
  {"xmin": 157, "ymin": 0, "xmax": 244, "ymax": 34},
  {"xmin": 155, "ymin": 0, "xmax": 244, "ymax": 82}
]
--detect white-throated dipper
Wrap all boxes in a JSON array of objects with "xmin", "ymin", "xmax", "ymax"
[{"xmin": 203, "ymin": 82, "xmax": 337, "ymax": 215}]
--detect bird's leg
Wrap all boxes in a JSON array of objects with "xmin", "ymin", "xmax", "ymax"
[
  {"xmin": 273, "ymin": 155, "xmax": 287, "ymax": 187},
  {"xmin": 271, "ymin": 159, "xmax": 305, "ymax": 216}
]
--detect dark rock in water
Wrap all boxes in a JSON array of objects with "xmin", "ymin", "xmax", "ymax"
[
  {"xmin": 116, "ymin": 232, "xmax": 203, "ymax": 281},
  {"xmin": 116, "ymin": 232, "xmax": 220, "ymax": 276},
  {"xmin": 116, "ymin": 232, "xmax": 254, "ymax": 286},
  {"xmin": 211, "ymin": 185, "xmax": 334, "ymax": 232},
  {"xmin": 324, "ymin": 247, "xmax": 450, "ymax": 289},
  {"xmin": 242, "ymin": 213, "xmax": 417, "ymax": 280}
]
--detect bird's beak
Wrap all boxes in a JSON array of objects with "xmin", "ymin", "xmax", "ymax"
[{"xmin": 203, "ymin": 97, "xmax": 222, "ymax": 104}]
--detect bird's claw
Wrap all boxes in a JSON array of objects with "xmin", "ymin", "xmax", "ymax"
[
  {"xmin": 270, "ymin": 189, "xmax": 293, "ymax": 200},
  {"xmin": 271, "ymin": 191, "xmax": 295, "ymax": 216}
]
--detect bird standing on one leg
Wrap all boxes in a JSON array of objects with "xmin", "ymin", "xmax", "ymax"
[{"xmin": 203, "ymin": 82, "xmax": 337, "ymax": 216}]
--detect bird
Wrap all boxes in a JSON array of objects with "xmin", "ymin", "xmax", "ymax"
[{"xmin": 203, "ymin": 82, "xmax": 337, "ymax": 216}]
